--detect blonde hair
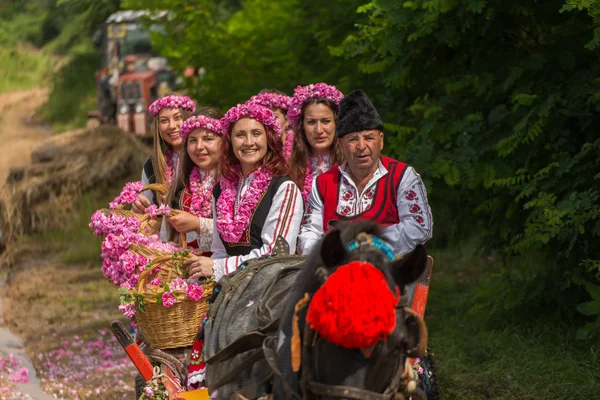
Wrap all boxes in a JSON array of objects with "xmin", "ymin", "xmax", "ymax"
[{"xmin": 150, "ymin": 92, "xmax": 193, "ymax": 186}]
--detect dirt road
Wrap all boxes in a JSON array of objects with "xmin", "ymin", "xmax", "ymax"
[{"xmin": 0, "ymin": 88, "xmax": 51, "ymax": 185}]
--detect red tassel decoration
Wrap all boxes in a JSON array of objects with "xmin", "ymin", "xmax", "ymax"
[{"xmin": 306, "ymin": 261, "xmax": 399, "ymax": 349}]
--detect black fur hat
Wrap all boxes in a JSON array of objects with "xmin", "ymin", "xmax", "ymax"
[{"xmin": 336, "ymin": 89, "xmax": 384, "ymax": 138}]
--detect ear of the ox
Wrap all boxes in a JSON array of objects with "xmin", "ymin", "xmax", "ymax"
[
  {"xmin": 320, "ymin": 228, "xmax": 348, "ymax": 268},
  {"xmin": 390, "ymin": 244, "xmax": 427, "ymax": 288}
]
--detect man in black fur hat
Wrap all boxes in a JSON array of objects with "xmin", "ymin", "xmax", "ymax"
[{"xmin": 298, "ymin": 89, "xmax": 433, "ymax": 258}]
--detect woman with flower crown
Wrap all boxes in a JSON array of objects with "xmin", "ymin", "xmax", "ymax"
[
  {"xmin": 164, "ymin": 108, "xmax": 224, "ymax": 251},
  {"xmin": 248, "ymin": 89, "xmax": 293, "ymax": 157},
  {"xmin": 287, "ymin": 83, "xmax": 345, "ymax": 205},
  {"xmin": 184, "ymin": 102, "xmax": 304, "ymax": 281},
  {"xmin": 131, "ymin": 93, "xmax": 196, "ymax": 213}
]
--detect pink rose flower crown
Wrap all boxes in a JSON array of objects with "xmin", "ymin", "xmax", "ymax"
[
  {"xmin": 286, "ymin": 82, "xmax": 344, "ymax": 128},
  {"xmin": 148, "ymin": 95, "xmax": 196, "ymax": 118}
]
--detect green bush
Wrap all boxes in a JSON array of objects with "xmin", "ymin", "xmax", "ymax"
[
  {"xmin": 0, "ymin": 45, "xmax": 55, "ymax": 93},
  {"xmin": 40, "ymin": 50, "xmax": 99, "ymax": 128},
  {"xmin": 336, "ymin": 0, "xmax": 600, "ymax": 337}
]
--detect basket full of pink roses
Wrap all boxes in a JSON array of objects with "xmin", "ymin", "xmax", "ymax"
[{"xmin": 123, "ymin": 252, "xmax": 214, "ymax": 349}]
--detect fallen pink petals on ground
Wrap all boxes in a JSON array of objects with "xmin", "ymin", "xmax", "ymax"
[{"xmin": 34, "ymin": 328, "xmax": 137, "ymax": 399}]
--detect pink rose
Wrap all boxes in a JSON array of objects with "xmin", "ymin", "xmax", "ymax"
[
  {"xmin": 162, "ymin": 292, "xmax": 176, "ymax": 307},
  {"xmin": 149, "ymin": 278, "xmax": 162, "ymax": 286},
  {"xmin": 186, "ymin": 283, "xmax": 204, "ymax": 301},
  {"xmin": 169, "ymin": 278, "xmax": 188, "ymax": 293},
  {"xmin": 118, "ymin": 303, "xmax": 136, "ymax": 319}
]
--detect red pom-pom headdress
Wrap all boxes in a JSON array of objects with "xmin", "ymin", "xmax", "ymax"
[{"xmin": 305, "ymin": 261, "xmax": 399, "ymax": 349}]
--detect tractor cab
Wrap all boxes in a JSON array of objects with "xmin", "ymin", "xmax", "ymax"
[{"xmin": 94, "ymin": 10, "xmax": 176, "ymax": 136}]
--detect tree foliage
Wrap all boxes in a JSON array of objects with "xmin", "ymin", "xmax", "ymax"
[
  {"xmin": 122, "ymin": 0, "xmax": 366, "ymax": 107},
  {"xmin": 337, "ymin": 0, "xmax": 600, "ymax": 336}
]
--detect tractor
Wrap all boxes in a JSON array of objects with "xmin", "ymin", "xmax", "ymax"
[{"xmin": 91, "ymin": 10, "xmax": 177, "ymax": 136}]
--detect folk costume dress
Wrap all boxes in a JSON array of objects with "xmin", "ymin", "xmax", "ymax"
[
  {"xmin": 211, "ymin": 169, "xmax": 304, "ymax": 281},
  {"xmin": 171, "ymin": 168, "xmax": 216, "ymax": 252}
]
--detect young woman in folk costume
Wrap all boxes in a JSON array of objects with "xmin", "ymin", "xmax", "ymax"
[
  {"xmin": 248, "ymin": 89, "xmax": 293, "ymax": 157},
  {"xmin": 184, "ymin": 102, "xmax": 304, "ymax": 282},
  {"xmin": 287, "ymin": 82, "xmax": 345, "ymax": 205},
  {"xmin": 131, "ymin": 94, "xmax": 196, "ymax": 213},
  {"xmin": 164, "ymin": 108, "xmax": 224, "ymax": 252},
  {"xmin": 184, "ymin": 103, "xmax": 303, "ymax": 389}
]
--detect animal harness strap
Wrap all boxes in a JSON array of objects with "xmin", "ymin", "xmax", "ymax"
[{"xmin": 291, "ymin": 293, "xmax": 310, "ymax": 372}]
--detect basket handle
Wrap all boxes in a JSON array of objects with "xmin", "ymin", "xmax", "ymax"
[
  {"xmin": 166, "ymin": 210, "xmax": 191, "ymax": 249},
  {"xmin": 178, "ymin": 232, "xmax": 186, "ymax": 248},
  {"xmin": 114, "ymin": 183, "xmax": 169, "ymax": 210},
  {"xmin": 136, "ymin": 253, "xmax": 190, "ymax": 292},
  {"xmin": 143, "ymin": 183, "xmax": 169, "ymax": 196}
]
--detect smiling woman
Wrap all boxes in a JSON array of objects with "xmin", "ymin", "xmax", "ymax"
[
  {"xmin": 131, "ymin": 93, "xmax": 196, "ymax": 213},
  {"xmin": 184, "ymin": 102, "xmax": 304, "ymax": 282},
  {"xmin": 164, "ymin": 109, "xmax": 224, "ymax": 252}
]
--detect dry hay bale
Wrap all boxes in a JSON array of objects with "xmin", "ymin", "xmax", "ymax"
[
  {"xmin": 0, "ymin": 125, "xmax": 150, "ymax": 246},
  {"xmin": 30, "ymin": 128, "xmax": 89, "ymax": 163}
]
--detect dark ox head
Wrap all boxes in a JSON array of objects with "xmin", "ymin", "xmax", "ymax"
[{"xmin": 300, "ymin": 221, "xmax": 428, "ymax": 400}]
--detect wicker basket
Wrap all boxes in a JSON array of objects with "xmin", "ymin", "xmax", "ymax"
[{"xmin": 133, "ymin": 255, "xmax": 214, "ymax": 349}]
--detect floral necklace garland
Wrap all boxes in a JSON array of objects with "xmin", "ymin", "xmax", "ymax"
[
  {"xmin": 188, "ymin": 167, "xmax": 215, "ymax": 218},
  {"xmin": 164, "ymin": 150, "xmax": 176, "ymax": 186},
  {"xmin": 301, "ymin": 153, "xmax": 331, "ymax": 204},
  {"xmin": 216, "ymin": 165, "xmax": 273, "ymax": 243}
]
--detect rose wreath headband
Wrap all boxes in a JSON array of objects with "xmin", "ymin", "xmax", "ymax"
[
  {"xmin": 220, "ymin": 102, "xmax": 282, "ymax": 136},
  {"xmin": 148, "ymin": 95, "xmax": 196, "ymax": 117},
  {"xmin": 180, "ymin": 115, "xmax": 224, "ymax": 141},
  {"xmin": 247, "ymin": 93, "xmax": 292, "ymax": 112},
  {"xmin": 286, "ymin": 82, "xmax": 344, "ymax": 128}
]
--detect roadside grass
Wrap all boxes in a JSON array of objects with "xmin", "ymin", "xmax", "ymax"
[
  {"xmin": 0, "ymin": 44, "xmax": 56, "ymax": 93},
  {"xmin": 427, "ymin": 244, "xmax": 600, "ymax": 399}
]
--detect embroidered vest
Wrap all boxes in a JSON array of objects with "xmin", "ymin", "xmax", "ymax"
[
  {"xmin": 170, "ymin": 187, "xmax": 199, "ymax": 250},
  {"xmin": 143, "ymin": 157, "xmax": 162, "ymax": 206},
  {"xmin": 316, "ymin": 156, "xmax": 407, "ymax": 232},
  {"xmin": 143, "ymin": 157, "xmax": 156, "ymax": 184},
  {"xmin": 213, "ymin": 176, "xmax": 290, "ymax": 256}
]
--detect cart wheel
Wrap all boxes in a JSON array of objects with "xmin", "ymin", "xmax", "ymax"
[{"xmin": 418, "ymin": 349, "xmax": 440, "ymax": 400}]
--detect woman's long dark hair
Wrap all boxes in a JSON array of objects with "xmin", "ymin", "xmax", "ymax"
[{"xmin": 289, "ymin": 98, "xmax": 343, "ymax": 191}]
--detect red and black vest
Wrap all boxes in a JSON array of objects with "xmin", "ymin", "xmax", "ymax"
[{"xmin": 316, "ymin": 156, "xmax": 407, "ymax": 232}]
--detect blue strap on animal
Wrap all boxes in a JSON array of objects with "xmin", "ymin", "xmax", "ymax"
[{"xmin": 346, "ymin": 233, "xmax": 396, "ymax": 262}]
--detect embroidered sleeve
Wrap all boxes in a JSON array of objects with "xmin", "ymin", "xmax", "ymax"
[
  {"xmin": 197, "ymin": 217, "xmax": 213, "ymax": 252},
  {"xmin": 211, "ymin": 181, "xmax": 303, "ymax": 279},
  {"xmin": 140, "ymin": 167, "xmax": 156, "ymax": 205},
  {"xmin": 297, "ymin": 177, "xmax": 325, "ymax": 255},
  {"xmin": 381, "ymin": 166, "xmax": 433, "ymax": 256}
]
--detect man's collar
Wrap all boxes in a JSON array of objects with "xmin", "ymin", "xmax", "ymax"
[{"xmin": 338, "ymin": 159, "xmax": 388, "ymax": 183}]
